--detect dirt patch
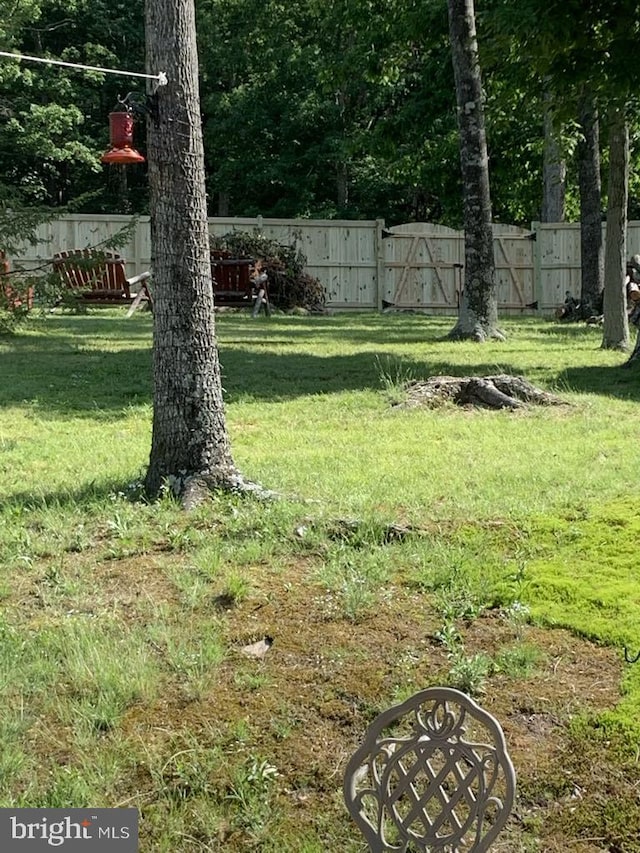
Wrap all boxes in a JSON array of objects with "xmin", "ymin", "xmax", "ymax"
[
  {"xmin": 12, "ymin": 546, "xmax": 635, "ymax": 851},
  {"xmin": 109, "ymin": 553, "xmax": 631, "ymax": 851}
]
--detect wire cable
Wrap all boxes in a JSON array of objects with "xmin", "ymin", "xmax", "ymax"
[{"xmin": 0, "ymin": 50, "xmax": 167, "ymax": 86}]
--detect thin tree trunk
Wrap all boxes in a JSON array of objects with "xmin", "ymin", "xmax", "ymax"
[
  {"xmin": 336, "ymin": 160, "xmax": 348, "ymax": 210},
  {"xmin": 577, "ymin": 92, "xmax": 604, "ymax": 318},
  {"xmin": 601, "ymin": 111, "xmax": 629, "ymax": 351},
  {"xmin": 217, "ymin": 191, "xmax": 230, "ymax": 216},
  {"xmin": 541, "ymin": 89, "xmax": 565, "ymax": 222},
  {"xmin": 447, "ymin": 0, "xmax": 502, "ymax": 341},
  {"xmin": 335, "ymin": 87, "xmax": 349, "ymax": 212},
  {"xmin": 144, "ymin": 0, "xmax": 240, "ymax": 503}
]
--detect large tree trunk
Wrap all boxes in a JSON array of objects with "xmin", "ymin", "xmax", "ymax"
[
  {"xmin": 144, "ymin": 0, "xmax": 240, "ymax": 503},
  {"xmin": 541, "ymin": 89, "xmax": 565, "ymax": 222},
  {"xmin": 447, "ymin": 0, "xmax": 502, "ymax": 341},
  {"xmin": 601, "ymin": 111, "xmax": 630, "ymax": 351},
  {"xmin": 577, "ymin": 93, "xmax": 604, "ymax": 318}
]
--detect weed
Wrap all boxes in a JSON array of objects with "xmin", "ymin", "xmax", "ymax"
[
  {"xmin": 0, "ymin": 718, "xmax": 31, "ymax": 795},
  {"xmin": 149, "ymin": 621, "xmax": 225, "ymax": 699},
  {"xmin": 41, "ymin": 618, "xmax": 160, "ymax": 732},
  {"xmin": 158, "ymin": 743, "xmax": 223, "ymax": 800},
  {"xmin": 433, "ymin": 621, "xmax": 462, "ymax": 654},
  {"xmin": 494, "ymin": 643, "xmax": 542, "ymax": 678},
  {"xmin": 164, "ymin": 526, "xmax": 199, "ymax": 553},
  {"xmin": 375, "ymin": 354, "xmax": 415, "ymax": 405},
  {"xmin": 226, "ymin": 756, "xmax": 280, "ymax": 839},
  {"xmin": 219, "ymin": 569, "xmax": 251, "ymax": 606},
  {"xmin": 447, "ymin": 653, "xmax": 492, "ymax": 696},
  {"xmin": 233, "ymin": 670, "xmax": 271, "ymax": 691},
  {"xmin": 316, "ymin": 547, "xmax": 389, "ymax": 622},
  {"xmin": 436, "ymin": 588, "xmax": 485, "ymax": 623},
  {"xmin": 169, "ymin": 565, "xmax": 212, "ymax": 611},
  {"xmin": 502, "ymin": 600, "xmax": 531, "ymax": 640},
  {"xmin": 414, "ymin": 547, "xmax": 493, "ymax": 623},
  {"xmin": 37, "ymin": 767, "xmax": 94, "ymax": 808},
  {"xmin": 191, "ymin": 544, "xmax": 223, "ymax": 578}
]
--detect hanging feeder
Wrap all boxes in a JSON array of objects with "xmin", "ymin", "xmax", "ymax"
[{"xmin": 101, "ymin": 108, "xmax": 145, "ymax": 165}]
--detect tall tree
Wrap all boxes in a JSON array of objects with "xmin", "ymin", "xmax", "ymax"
[
  {"xmin": 601, "ymin": 110, "xmax": 630, "ymax": 351},
  {"xmin": 447, "ymin": 0, "xmax": 502, "ymax": 341},
  {"xmin": 144, "ymin": 0, "xmax": 250, "ymax": 505},
  {"xmin": 577, "ymin": 92, "xmax": 604, "ymax": 317},
  {"xmin": 541, "ymin": 89, "xmax": 565, "ymax": 222}
]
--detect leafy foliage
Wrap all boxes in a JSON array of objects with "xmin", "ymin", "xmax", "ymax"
[
  {"xmin": 1, "ymin": 0, "xmax": 640, "ymax": 224},
  {"xmin": 0, "ymin": 0, "xmax": 147, "ymax": 212}
]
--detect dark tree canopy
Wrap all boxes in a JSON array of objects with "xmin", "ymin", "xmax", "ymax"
[{"xmin": 1, "ymin": 0, "xmax": 640, "ymax": 226}]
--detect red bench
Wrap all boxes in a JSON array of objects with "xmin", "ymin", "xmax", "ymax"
[
  {"xmin": 211, "ymin": 251, "xmax": 254, "ymax": 306},
  {"xmin": 52, "ymin": 249, "xmax": 152, "ymax": 316},
  {"xmin": 211, "ymin": 251, "xmax": 270, "ymax": 315}
]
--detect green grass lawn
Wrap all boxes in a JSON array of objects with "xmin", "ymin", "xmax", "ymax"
[{"xmin": 1, "ymin": 310, "xmax": 640, "ymax": 851}]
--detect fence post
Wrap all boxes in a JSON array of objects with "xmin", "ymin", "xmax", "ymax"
[
  {"xmin": 531, "ymin": 221, "xmax": 541, "ymax": 309},
  {"xmin": 375, "ymin": 218, "xmax": 386, "ymax": 312}
]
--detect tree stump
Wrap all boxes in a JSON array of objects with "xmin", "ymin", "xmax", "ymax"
[{"xmin": 399, "ymin": 374, "xmax": 567, "ymax": 410}]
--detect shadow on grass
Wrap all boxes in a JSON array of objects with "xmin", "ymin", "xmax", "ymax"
[
  {"xmin": 0, "ymin": 343, "xmax": 153, "ymax": 416},
  {"xmin": 556, "ymin": 362, "xmax": 640, "ymax": 402},
  {"xmin": 3, "ymin": 312, "xmax": 636, "ymax": 414},
  {"xmin": 220, "ymin": 348, "xmax": 526, "ymax": 402},
  {"xmin": 1, "ymin": 333, "xmax": 525, "ymax": 412},
  {"xmin": 0, "ymin": 475, "xmax": 146, "ymax": 514}
]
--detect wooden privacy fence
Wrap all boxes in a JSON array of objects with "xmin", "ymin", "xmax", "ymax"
[{"xmin": 11, "ymin": 214, "xmax": 640, "ymax": 314}]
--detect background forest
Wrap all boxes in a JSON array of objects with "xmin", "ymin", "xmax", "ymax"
[{"xmin": 2, "ymin": 0, "xmax": 640, "ymax": 227}]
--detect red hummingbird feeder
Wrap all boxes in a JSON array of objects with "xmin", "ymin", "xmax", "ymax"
[{"xmin": 101, "ymin": 108, "xmax": 145, "ymax": 165}]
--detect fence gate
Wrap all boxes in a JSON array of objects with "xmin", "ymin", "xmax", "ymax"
[
  {"xmin": 382, "ymin": 222, "xmax": 535, "ymax": 313},
  {"xmin": 382, "ymin": 223, "xmax": 462, "ymax": 311}
]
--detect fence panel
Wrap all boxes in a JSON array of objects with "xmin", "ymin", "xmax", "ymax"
[
  {"xmin": 492, "ymin": 224, "xmax": 535, "ymax": 309},
  {"xmin": 12, "ymin": 215, "xmax": 152, "ymax": 281},
  {"xmin": 382, "ymin": 222, "xmax": 535, "ymax": 313},
  {"xmin": 12, "ymin": 215, "xmax": 379, "ymax": 309},
  {"xmin": 210, "ymin": 218, "xmax": 379, "ymax": 308},
  {"xmin": 533, "ymin": 222, "xmax": 582, "ymax": 310}
]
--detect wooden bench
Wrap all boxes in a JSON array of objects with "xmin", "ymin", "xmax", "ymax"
[
  {"xmin": 211, "ymin": 251, "xmax": 254, "ymax": 306},
  {"xmin": 52, "ymin": 249, "xmax": 152, "ymax": 317},
  {"xmin": 211, "ymin": 251, "xmax": 270, "ymax": 316}
]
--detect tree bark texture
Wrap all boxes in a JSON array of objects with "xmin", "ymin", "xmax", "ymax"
[
  {"xmin": 144, "ymin": 0, "xmax": 237, "ymax": 500},
  {"xmin": 541, "ymin": 90, "xmax": 565, "ymax": 222},
  {"xmin": 577, "ymin": 93, "xmax": 604, "ymax": 318},
  {"xmin": 447, "ymin": 0, "xmax": 501, "ymax": 342},
  {"xmin": 602, "ymin": 111, "xmax": 629, "ymax": 351}
]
